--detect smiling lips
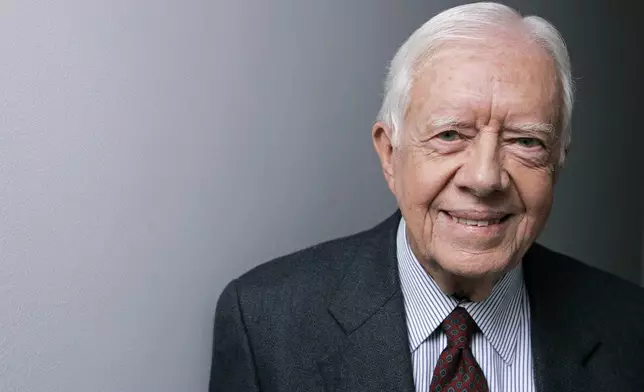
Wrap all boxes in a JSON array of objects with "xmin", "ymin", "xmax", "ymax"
[{"xmin": 443, "ymin": 210, "xmax": 511, "ymax": 227}]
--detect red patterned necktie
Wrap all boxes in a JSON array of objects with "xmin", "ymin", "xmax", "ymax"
[{"xmin": 429, "ymin": 307, "xmax": 489, "ymax": 392}]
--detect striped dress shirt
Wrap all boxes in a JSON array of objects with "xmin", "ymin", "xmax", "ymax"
[{"xmin": 396, "ymin": 218, "xmax": 536, "ymax": 392}]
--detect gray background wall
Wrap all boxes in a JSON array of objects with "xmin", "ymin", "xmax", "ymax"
[{"xmin": 1, "ymin": 1, "xmax": 641, "ymax": 391}]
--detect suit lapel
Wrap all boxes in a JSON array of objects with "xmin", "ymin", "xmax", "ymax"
[
  {"xmin": 317, "ymin": 217, "xmax": 608, "ymax": 392},
  {"xmin": 523, "ymin": 244, "xmax": 603, "ymax": 392},
  {"xmin": 317, "ymin": 211, "xmax": 416, "ymax": 392}
]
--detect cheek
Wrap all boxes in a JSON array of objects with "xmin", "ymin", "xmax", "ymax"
[
  {"xmin": 396, "ymin": 151, "xmax": 459, "ymax": 207},
  {"xmin": 511, "ymin": 165, "xmax": 554, "ymax": 221}
]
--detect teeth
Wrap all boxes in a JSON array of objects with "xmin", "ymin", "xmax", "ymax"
[{"xmin": 450, "ymin": 215, "xmax": 501, "ymax": 226}]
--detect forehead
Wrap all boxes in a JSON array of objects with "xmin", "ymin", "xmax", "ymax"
[{"xmin": 408, "ymin": 40, "xmax": 560, "ymax": 126}]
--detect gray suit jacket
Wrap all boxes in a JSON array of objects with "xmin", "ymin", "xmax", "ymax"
[{"xmin": 210, "ymin": 211, "xmax": 644, "ymax": 391}]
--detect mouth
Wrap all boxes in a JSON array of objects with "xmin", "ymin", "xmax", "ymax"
[{"xmin": 442, "ymin": 211, "xmax": 512, "ymax": 227}]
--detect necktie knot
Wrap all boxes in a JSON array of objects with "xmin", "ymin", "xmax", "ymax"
[{"xmin": 440, "ymin": 306, "xmax": 477, "ymax": 348}]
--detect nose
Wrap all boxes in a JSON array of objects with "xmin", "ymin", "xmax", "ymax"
[{"xmin": 454, "ymin": 131, "xmax": 509, "ymax": 197}]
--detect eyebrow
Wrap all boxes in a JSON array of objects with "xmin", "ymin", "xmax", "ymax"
[
  {"xmin": 506, "ymin": 122, "xmax": 555, "ymax": 133},
  {"xmin": 430, "ymin": 116, "xmax": 471, "ymax": 129},
  {"xmin": 430, "ymin": 116, "xmax": 555, "ymax": 134}
]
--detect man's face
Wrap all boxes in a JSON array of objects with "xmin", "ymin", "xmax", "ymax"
[{"xmin": 380, "ymin": 39, "xmax": 561, "ymax": 280}]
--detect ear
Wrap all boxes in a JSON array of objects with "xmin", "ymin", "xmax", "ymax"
[{"xmin": 372, "ymin": 121, "xmax": 396, "ymax": 194}]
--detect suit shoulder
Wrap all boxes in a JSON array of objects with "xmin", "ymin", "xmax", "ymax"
[
  {"xmin": 530, "ymin": 242, "xmax": 644, "ymax": 306},
  {"xmin": 232, "ymin": 213, "xmax": 397, "ymax": 295}
]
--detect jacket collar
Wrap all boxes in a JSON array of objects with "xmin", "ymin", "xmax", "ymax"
[
  {"xmin": 318, "ymin": 210, "xmax": 416, "ymax": 392},
  {"xmin": 523, "ymin": 243, "xmax": 603, "ymax": 392},
  {"xmin": 317, "ymin": 210, "xmax": 605, "ymax": 392}
]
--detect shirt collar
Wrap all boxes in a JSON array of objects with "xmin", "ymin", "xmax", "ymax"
[{"xmin": 396, "ymin": 217, "xmax": 527, "ymax": 364}]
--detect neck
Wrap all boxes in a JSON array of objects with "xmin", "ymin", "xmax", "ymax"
[{"xmin": 420, "ymin": 258, "xmax": 503, "ymax": 302}]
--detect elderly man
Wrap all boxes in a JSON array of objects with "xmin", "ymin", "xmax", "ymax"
[{"xmin": 210, "ymin": 3, "xmax": 644, "ymax": 391}]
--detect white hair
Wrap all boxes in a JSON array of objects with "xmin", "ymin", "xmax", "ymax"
[{"xmin": 377, "ymin": 2, "xmax": 573, "ymax": 165}]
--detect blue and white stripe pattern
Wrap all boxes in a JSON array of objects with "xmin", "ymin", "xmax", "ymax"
[{"xmin": 396, "ymin": 218, "xmax": 535, "ymax": 392}]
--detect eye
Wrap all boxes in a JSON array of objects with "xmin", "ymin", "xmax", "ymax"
[
  {"xmin": 515, "ymin": 137, "xmax": 543, "ymax": 148},
  {"xmin": 436, "ymin": 130, "xmax": 461, "ymax": 142}
]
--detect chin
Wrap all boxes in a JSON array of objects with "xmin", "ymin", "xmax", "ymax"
[{"xmin": 433, "ymin": 249, "xmax": 512, "ymax": 279}]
